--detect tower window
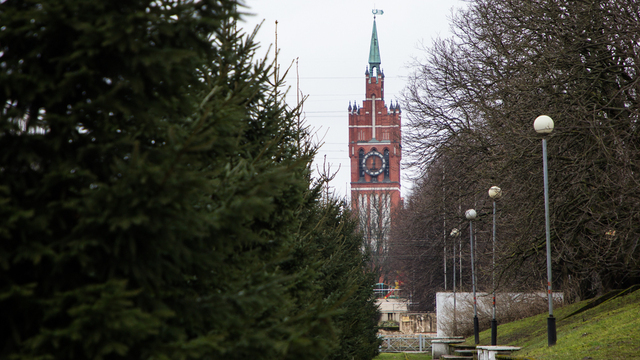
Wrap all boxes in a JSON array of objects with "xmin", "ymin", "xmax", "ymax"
[
  {"xmin": 358, "ymin": 149, "xmax": 365, "ymax": 181},
  {"xmin": 384, "ymin": 149, "xmax": 390, "ymax": 180}
]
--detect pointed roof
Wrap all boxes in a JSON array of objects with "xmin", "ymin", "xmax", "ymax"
[{"xmin": 368, "ymin": 18, "xmax": 381, "ymax": 76}]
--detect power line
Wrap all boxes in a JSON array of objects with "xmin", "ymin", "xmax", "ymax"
[{"xmin": 283, "ymin": 76, "xmax": 405, "ymax": 80}]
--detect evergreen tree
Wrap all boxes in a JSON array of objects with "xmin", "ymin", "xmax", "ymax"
[
  {"xmin": 1, "ymin": 1, "xmax": 380, "ymax": 359},
  {"xmin": 287, "ymin": 192, "xmax": 382, "ymax": 360},
  {"xmin": 314, "ymin": 200, "xmax": 381, "ymax": 360}
]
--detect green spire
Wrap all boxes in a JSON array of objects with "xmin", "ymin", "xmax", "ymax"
[{"xmin": 368, "ymin": 18, "xmax": 381, "ymax": 76}]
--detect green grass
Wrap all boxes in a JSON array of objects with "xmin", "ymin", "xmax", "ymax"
[
  {"xmin": 374, "ymin": 352, "xmax": 432, "ymax": 360},
  {"xmin": 461, "ymin": 286, "xmax": 640, "ymax": 360}
]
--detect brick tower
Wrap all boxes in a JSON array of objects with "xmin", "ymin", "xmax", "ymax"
[{"xmin": 349, "ymin": 14, "xmax": 401, "ymax": 256}]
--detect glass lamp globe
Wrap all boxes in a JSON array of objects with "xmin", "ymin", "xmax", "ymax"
[
  {"xmin": 465, "ymin": 209, "xmax": 477, "ymax": 220},
  {"xmin": 489, "ymin": 186, "xmax": 502, "ymax": 199},
  {"xmin": 534, "ymin": 115, "xmax": 554, "ymax": 134}
]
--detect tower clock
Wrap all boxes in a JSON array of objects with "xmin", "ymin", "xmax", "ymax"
[{"xmin": 362, "ymin": 150, "xmax": 386, "ymax": 177}]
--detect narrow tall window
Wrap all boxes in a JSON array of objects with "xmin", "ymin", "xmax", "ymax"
[
  {"xmin": 384, "ymin": 148, "xmax": 390, "ymax": 180},
  {"xmin": 358, "ymin": 149, "xmax": 365, "ymax": 181}
]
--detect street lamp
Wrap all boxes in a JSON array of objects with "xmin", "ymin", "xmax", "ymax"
[
  {"xmin": 450, "ymin": 227, "xmax": 461, "ymax": 336},
  {"xmin": 534, "ymin": 115, "xmax": 556, "ymax": 346},
  {"xmin": 465, "ymin": 208, "xmax": 479, "ymax": 344},
  {"xmin": 488, "ymin": 186, "xmax": 502, "ymax": 345}
]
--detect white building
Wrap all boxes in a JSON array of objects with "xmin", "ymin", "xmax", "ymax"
[{"xmin": 376, "ymin": 298, "xmax": 408, "ymax": 323}]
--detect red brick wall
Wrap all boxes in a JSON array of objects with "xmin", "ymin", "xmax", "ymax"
[{"xmin": 349, "ymin": 72, "xmax": 402, "ymax": 226}]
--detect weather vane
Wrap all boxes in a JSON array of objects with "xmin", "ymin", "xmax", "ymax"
[{"xmin": 372, "ymin": 9, "xmax": 384, "ymax": 18}]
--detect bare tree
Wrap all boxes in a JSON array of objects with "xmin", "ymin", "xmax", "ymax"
[
  {"xmin": 354, "ymin": 189, "xmax": 396, "ymax": 280},
  {"xmin": 401, "ymin": 0, "xmax": 640, "ymax": 302}
]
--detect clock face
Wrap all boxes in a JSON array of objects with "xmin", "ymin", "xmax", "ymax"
[{"xmin": 362, "ymin": 150, "xmax": 386, "ymax": 176}]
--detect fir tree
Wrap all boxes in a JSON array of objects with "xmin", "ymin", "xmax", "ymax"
[{"xmin": 1, "ymin": 1, "xmax": 380, "ymax": 359}]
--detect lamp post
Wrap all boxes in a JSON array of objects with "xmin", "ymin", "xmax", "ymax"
[
  {"xmin": 534, "ymin": 115, "xmax": 556, "ymax": 346},
  {"xmin": 488, "ymin": 186, "xmax": 502, "ymax": 345},
  {"xmin": 450, "ymin": 227, "xmax": 460, "ymax": 336},
  {"xmin": 465, "ymin": 209, "xmax": 479, "ymax": 344}
]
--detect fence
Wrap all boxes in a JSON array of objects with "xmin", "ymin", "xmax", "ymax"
[{"xmin": 379, "ymin": 334, "xmax": 432, "ymax": 352}]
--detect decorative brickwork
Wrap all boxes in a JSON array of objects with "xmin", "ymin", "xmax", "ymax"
[{"xmin": 349, "ymin": 18, "xmax": 402, "ymax": 259}]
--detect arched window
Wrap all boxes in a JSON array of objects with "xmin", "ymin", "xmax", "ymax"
[
  {"xmin": 369, "ymin": 148, "xmax": 379, "ymax": 183},
  {"xmin": 358, "ymin": 148, "xmax": 365, "ymax": 181}
]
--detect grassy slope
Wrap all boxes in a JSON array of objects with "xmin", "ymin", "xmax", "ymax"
[{"xmin": 464, "ymin": 286, "xmax": 640, "ymax": 360}]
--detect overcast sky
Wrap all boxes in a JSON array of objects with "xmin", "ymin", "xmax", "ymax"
[{"xmin": 240, "ymin": 0, "xmax": 467, "ymax": 200}]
